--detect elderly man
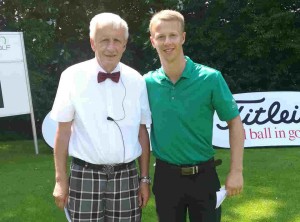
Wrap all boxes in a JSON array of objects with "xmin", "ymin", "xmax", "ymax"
[{"xmin": 51, "ymin": 12, "xmax": 151, "ymax": 222}]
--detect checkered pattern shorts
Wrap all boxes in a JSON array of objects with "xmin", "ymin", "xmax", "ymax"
[{"xmin": 67, "ymin": 161, "xmax": 141, "ymax": 222}]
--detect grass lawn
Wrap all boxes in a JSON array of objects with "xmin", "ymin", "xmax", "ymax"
[{"xmin": 1, "ymin": 140, "xmax": 300, "ymax": 222}]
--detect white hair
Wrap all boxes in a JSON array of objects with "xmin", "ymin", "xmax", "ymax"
[{"xmin": 89, "ymin": 13, "xmax": 129, "ymax": 40}]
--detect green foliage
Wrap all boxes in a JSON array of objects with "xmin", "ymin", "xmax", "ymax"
[
  {"xmin": 0, "ymin": 0, "xmax": 299, "ymax": 139},
  {"xmin": 181, "ymin": 0, "xmax": 300, "ymax": 92},
  {"xmin": 0, "ymin": 0, "xmax": 94, "ymax": 131}
]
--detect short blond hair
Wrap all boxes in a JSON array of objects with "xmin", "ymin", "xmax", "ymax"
[{"xmin": 149, "ymin": 10, "xmax": 185, "ymax": 34}]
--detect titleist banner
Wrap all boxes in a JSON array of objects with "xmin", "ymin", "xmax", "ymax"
[{"xmin": 213, "ymin": 92, "xmax": 300, "ymax": 148}]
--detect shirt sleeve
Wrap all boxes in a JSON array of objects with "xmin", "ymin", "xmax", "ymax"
[
  {"xmin": 140, "ymin": 79, "xmax": 152, "ymax": 125},
  {"xmin": 50, "ymin": 70, "xmax": 75, "ymax": 122},
  {"xmin": 212, "ymin": 71, "xmax": 239, "ymax": 121}
]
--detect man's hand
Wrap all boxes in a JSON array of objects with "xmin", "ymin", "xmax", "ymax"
[
  {"xmin": 53, "ymin": 180, "xmax": 69, "ymax": 209},
  {"xmin": 225, "ymin": 170, "xmax": 243, "ymax": 197},
  {"xmin": 138, "ymin": 183, "xmax": 150, "ymax": 208}
]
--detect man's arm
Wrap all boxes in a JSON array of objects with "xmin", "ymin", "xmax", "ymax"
[
  {"xmin": 53, "ymin": 121, "xmax": 72, "ymax": 209},
  {"xmin": 137, "ymin": 124, "xmax": 150, "ymax": 208},
  {"xmin": 225, "ymin": 115, "xmax": 244, "ymax": 197}
]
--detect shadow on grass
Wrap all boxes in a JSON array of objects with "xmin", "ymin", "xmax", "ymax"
[{"xmin": 216, "ymin": 148, "xmax": 300, "ymax": 222}]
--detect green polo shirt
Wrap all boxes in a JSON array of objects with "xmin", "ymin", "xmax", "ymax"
[{"xmin": 144, "ymin": 56, "xmax": 239, "ymax": 165}]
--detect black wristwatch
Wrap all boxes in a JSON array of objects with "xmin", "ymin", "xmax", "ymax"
[{"xmin": 139, "ymin": 176, "xmax": 151, "ymax": 184}]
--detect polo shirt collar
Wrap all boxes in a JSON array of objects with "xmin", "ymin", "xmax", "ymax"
[{"xmin": 156, "ymin": 56, "xmax": 194, "ymax": 82}]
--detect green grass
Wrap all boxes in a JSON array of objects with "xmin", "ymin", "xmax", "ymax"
[{"xmin": 1, "ymin": 140, "xmax": 300, "ymax": 222}]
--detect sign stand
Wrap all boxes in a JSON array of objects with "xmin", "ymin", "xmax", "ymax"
[
  {"xmin": 0, "ymin": 32, "xmax": 39, "ymax": 154},
  {"xmin": 20, "ymin": 33, "xmax": 39, "ymax": 154}
]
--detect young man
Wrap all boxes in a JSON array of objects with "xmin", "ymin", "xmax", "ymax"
[
  {"xmin": 144, "ymin": 10, "xmax": 244, "ymax": 222},
  {"xmin": 51, "ymin": 13, "xmax": 151, "ymax": 222}
]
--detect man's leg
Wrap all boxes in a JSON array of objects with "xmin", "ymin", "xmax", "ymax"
[
  {"xmin": 105, "ymin": 162, "xmax": 141, "ymax": 222},
  {"xmin": 153, "ymin": 160, "xmax": 187, "ymax": 222},
  {"xmin": 68, "ymin": 163, "xmax": 106, "ymax": 222},
  {"xmin": 187, "ymin": 167, "xmax": 221, "ymax": 222}
]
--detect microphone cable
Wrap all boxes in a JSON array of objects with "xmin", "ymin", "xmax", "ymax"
[{"xmin": 107, "ymin": 77, "xmax": 126, "ymax": 162}]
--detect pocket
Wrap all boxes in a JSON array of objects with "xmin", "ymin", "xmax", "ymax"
[
  {"xmin": 206, "ymin": 166, "xmax": 221, "ymax": 191},
  {"xmin": 206, "ymin": 167, "xmax": 221, "ymax": 209},
  {"xmin": 69, "ymin": 163, "xmax": 84, "ymax": 195},
  {"xmin": 129, "ymin": 167, "xmax": 140, "ymax": 192},
  {"xmin": 122, "ymin": 100, "xmax": 140, "ymax": 126},
  {"xmin": 152, "ymin": 167, "xmax": 157, "ymax": 195}
]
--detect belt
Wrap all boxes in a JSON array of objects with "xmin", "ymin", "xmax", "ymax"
[
  {"xmin": 156, "ymin": 158, "xmax": 222, "ymax": 176},
  {"xmin": 73, "ymin": 157, "xmax": 135, "ymax": 174}
]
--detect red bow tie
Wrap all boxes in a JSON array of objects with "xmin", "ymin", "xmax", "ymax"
[{"xmin": 97, "ymin": 71, "xmax": 120, "ymax": 83}]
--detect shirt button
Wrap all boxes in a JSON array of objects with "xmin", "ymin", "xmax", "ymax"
[{"xmin": 172, "ymin": 97, "xmax": 175, "ymax": 100}]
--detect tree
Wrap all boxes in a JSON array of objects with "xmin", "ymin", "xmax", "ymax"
[
  {"xmin": 181, "ymin": 0, "xmax": 300, "ymax": 92},
  {"xmin": 0, "ymin": 0, "xmax": 299, "ymax": 139}
]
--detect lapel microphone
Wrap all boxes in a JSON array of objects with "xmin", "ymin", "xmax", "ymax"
[
  {"xmin": 106, "ymin": 76, "xmax": 126, "ymax": 162},
  {"xmin": 107, "ymin": 115, "xmax": 125, "ymax": 163}
]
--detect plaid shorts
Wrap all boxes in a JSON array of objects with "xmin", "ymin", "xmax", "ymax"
[{"xmin": 67, "ymin": 161, "xmax": 141, "ymax": 222}]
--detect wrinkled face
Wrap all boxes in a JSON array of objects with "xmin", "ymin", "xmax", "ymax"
[
  {"xmin": 90, "ymin": 24, "xmax": 127, "ymax": 73},
  {"xmin": 150, "ymin": 20, "xmax": 185, "ymax": 63}
]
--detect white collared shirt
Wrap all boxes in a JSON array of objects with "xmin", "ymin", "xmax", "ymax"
[{"xmin": 50, "ymin": 58, "xmax": 152, "ymax": 164}]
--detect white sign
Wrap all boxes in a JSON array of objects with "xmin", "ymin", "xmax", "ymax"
[
  {"xmin": 213, "ymin": 92, "xmax": 300, "ymax": 148},
  {"xmin": 0, "ymin": 32, "xmax": 31, "ymax": 117},
  {"xmin": 0, "ymin": 63, "xmax": 30, "ymax": 116},
  {"xmin": 0, "ymin": 80, "xmax": 3, "ymax": 108},
  {"xmin": 0, "ymin": 32, "xmax": 39, "ymax": 154},
  {"xmin": 0, "ymin": 34, "xmax": 23, "ymax": 61}
]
